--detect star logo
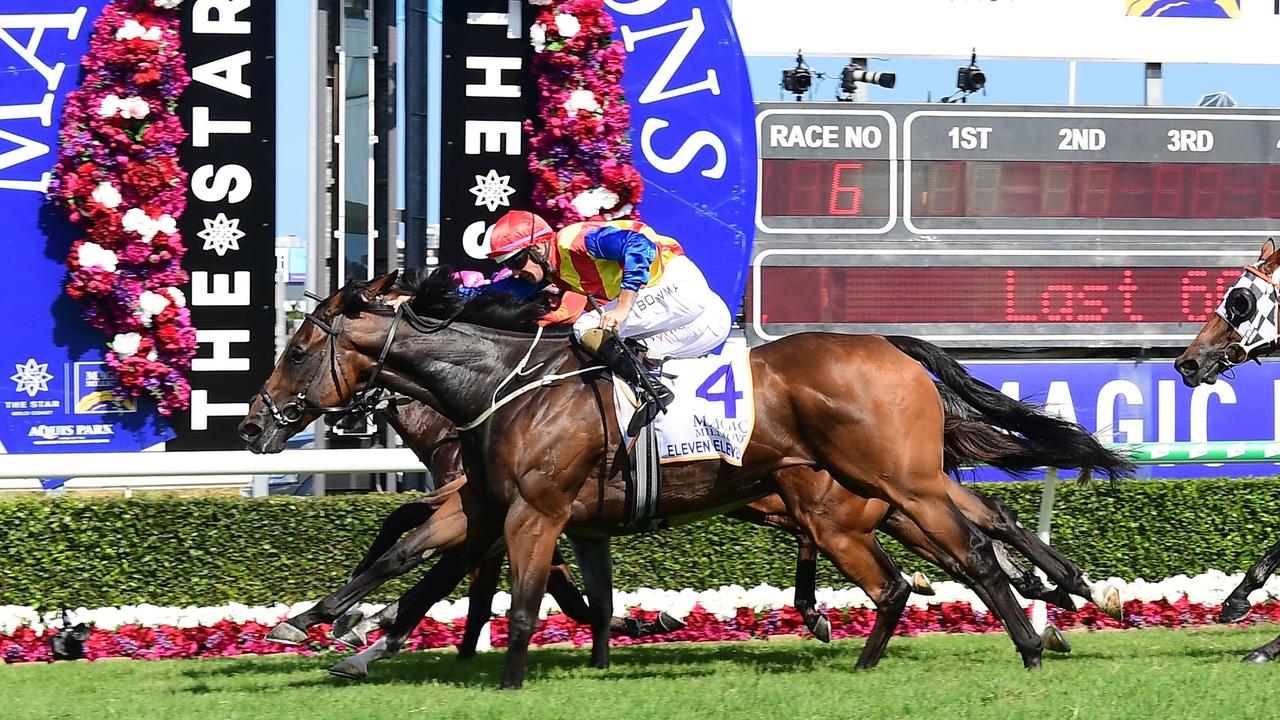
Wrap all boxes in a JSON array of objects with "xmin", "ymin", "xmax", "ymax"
[
  {"xmin": 468, "ymin": 169, "xmax": 517, "ymax": 213},
  {"xmin": 197, "ymin": 213, "xmax": 246, "ymax": 257},
  {"xmin": 10, "ymin": 358, "xmax": 53, "ymax": 398}
]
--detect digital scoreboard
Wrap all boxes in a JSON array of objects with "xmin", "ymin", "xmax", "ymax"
[{"xmin": 748, "ymin": 104, "xmax": 1280, "ymax": 348}]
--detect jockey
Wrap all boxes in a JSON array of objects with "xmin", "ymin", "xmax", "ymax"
[{"xmin": 484, "ymin": 210, "xmax": 732, "ymax": 414}]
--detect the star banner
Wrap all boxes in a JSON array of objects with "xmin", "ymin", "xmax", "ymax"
[
  {"xmin": 438, "ymin": 0, "xmax": 536, "ymax": 272},
  {"xmin": 0, "ymin": 1, "xmax": 172, "ymax": 457},
  {"xmin": 172, "ymin": 2, "xmax": 277, "ymax": 450}
]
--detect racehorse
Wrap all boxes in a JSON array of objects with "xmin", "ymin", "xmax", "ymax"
[
  {"xmin": 240, "ymin": 267, "xmax": 1131, "ymax": 688},
  {"xmin": 301, "ymin": 388, "xmax": 1120, "ymax": 654},
  {"xmin": 290, "ymin": 391, "xmax": 1118, "ymax": 668},
  {"xmin": 1176, "ymin": 237, "xmax": 1280, "ymax": 663}
]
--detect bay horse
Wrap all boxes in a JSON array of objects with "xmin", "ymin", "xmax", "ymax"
[
  {"xmin": 1176, "ymin": 237, "xmax": 1280, "ymax": 663},
  {"xmin": 241, "ymin": 268, "xmax": 1130, "ymax": 688},
  {"xmin": 313, "ymin": 390, "xmax": 1118, "ymax": 656}
]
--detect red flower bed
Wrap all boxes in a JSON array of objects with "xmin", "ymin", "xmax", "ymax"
[{"xmin": 4, "ymin": 600, "xmax": 1273, "ymax": 664}]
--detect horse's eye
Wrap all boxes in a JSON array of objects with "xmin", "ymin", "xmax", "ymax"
[
  {"xmin": 1226, "ymin": 288, "xmax": 1256, "ymax": 323},
  {"xmin": 288, "ymin": 345, "xmax": 308, "ymax": 364}
]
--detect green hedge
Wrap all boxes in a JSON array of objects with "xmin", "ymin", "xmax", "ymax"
[{"xmin": 2, "ymin": 477, "xmax": 1280, "ymax": 610}]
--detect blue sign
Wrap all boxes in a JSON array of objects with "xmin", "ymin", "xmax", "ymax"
[
  {"xmin": 608, "ymin": 0, "xmax": 756, "ymax": 316},
  {"xmin": 0, "ymin": 2, "xmax": 171, "ymax": 455},
  {"xmin": 963, "ymin": 360, "xmax": 1280, "ymax": 481}
]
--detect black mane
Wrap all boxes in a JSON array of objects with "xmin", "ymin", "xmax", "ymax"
[{"xmin": 394, "ymin": 265, "xmax": 550, "ymax": 333}]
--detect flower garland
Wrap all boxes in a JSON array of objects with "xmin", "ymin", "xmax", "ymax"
[
  {"xmin": 4, "ymin": 572, "xmax": 1279, "ymax": 663},
  {"xmin": 527, "ymin": 0, "xmax": 644, "ymax": 225},
  {"xmin": 47, "ymin": 0, "xmax": 196, "ymax": 417}
]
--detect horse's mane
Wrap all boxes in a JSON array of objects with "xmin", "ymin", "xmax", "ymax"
[{"xmin": 393, "ymin": 265, "xmax": 550, "ymax": 333}]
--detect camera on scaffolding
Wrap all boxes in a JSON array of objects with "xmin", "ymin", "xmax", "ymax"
[
  {"xmin": 941, "ymin": 50, "xmax": 986, "ymax": 103},
  {"xmin": 781, "ymin": 50, "xmax": 814, "ymax": 101},
  {"xmin": 837, "ymin": 58, "xmax": 896, "ymax": 101}
]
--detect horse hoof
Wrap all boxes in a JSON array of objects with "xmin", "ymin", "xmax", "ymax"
[
  {"xmin": 334, "ymin": 627, "xmax": 369, "ymax": 649},
  {"xmin": 1092, "ymin": 585, "xmax": 1124, "ymax": 621},
  {"xmin": 265, "ymin": 622, "xmax": 308, "ymax": 646},
  {"xmin": 809, "ymin": 615, "xmax": 832, "ymax": 644},
  {"xmin": 911, "ymin": 571, "xmax": 935, "ymax": 596},
  {"xmin": 330, "ymin": 609, "xmax": 365, "ymax": 642},
  {"xmin": 328, "ymin": 658, "xmax": 368, "ymax": 680},
  {"xmin": 656, "ymin": 611, "xmax": 686, "ymax": 632},
  {"xmin": 1243, "ymin": 650, "xmax": 1274, "ymax": 664},
  {"xmin": 1219, "ymin": 598, "xmax": 1252, "ymax": 624},
  {"xmin": 1042, "ymin": 624, "xmax": 1071, "ymax": 654}
]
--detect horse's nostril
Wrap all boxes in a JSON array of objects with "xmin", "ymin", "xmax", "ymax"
[
  {"xmin": 1176, "ymin": 359, "xmax": 1199, "ymax": 377},
  {"xmin": 238, "ymin": 421, "xmax": 262, "ymax": 441}
]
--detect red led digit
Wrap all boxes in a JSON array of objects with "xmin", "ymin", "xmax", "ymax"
[
  {"xmin": 1189, "ymin": 166, "xmax": 1223, "ymax": 219},
  {"xmin": 1118, "ymin": 269, "xmax": 1143, "ymax": 322},
  {"xmin": 1079, "ymin": 164, "xmax": 1113, "ymax": 217},
  {"xmin": 1180, "ymin": 270, "xmax": 1216, "ymax": 321},
  {"xmin": 828, "ymin": 162, "xmax": 864, "ymax": 216}
]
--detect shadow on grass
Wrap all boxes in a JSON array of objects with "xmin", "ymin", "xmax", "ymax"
[{"xmin": 177, "ymin": 627, "xmax": 1280, "ymax": 693}]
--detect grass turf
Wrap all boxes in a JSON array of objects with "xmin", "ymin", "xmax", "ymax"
[{"xmin": 4, "ymin": 626, "xmax": 1280, "ymax": 720}]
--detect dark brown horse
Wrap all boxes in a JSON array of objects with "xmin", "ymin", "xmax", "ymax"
[
  {"xmin": 240, "ymin": 268, "xmax": 1130, "ymax": 688},
  {"xmin": 1176, "ymin": 237, "xmax": 1280, "ymax": 663}
]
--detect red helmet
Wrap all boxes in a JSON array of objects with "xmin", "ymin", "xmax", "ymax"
[{"xmin": 485, "ymin": 211, "xmax": 553, "ymax": 263}]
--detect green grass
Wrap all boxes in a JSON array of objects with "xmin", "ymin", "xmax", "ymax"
[{"xmin": 5, "ymin": 627, "xmax": 1280, "ymax": 720}]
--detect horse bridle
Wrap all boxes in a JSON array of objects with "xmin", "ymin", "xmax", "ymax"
[
  {"xmin": 257, "ymin": 294, "xmax": 404, "ymax": 427},
  {"xmin": 1215, "ymin": 261, "xmax": 1280, "ymax": 370},
  {"xmin": 257, "ymin": 291, "xmax": 470, "ymax": 427}
]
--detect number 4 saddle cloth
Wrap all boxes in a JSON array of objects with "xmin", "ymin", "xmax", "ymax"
[{"xmin": 613, "ymin": 339, "xmax": 757, "ymax": 466}]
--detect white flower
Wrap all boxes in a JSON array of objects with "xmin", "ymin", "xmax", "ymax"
[
  {"xmin": 554, "ymin": 13, "xmax": 580, "ymax": 38},
  {"xmin": 112, "ymin": 333, "xmax": 142, "ymax": 358},
  {"xmin": 98, "ymin": 94, "xmax": 123, "ymax": 118},
  {"xmin": 604, "ymin": 203, "xmax": 635, "ymax": 221},
  {"xmin": 563, "ymin": 89, "xmax": 600, "ymax": 116},
  {"xmin": 119, "ymin": 97, "xmax": 150, "ymax": 120},
  {"xmin": 122, "ymin": 208, "xmax": 174, "ymax": 241},
  {"xmin": 165, "ymin": 287, "xmax": 187, "ymax": 308},
  {"xmin": 136, "ymin": 290, "xmax": 172, "ymax": 328},
  {"xmin": 116, "ymin": 19, "xmax": 162, "ymax": 42},
  {"xmin": 91, "ymin": 182, "xmax": 122, "ymax": 209},
  {"xmin": 77, "ymin": 242, "xmax": 118, "ymax": 273},
  {"xmin": 530, "ymin": 22, "xmax": 547, "ymax": 53},
  {"xmin": 528, "ymin": 0, "xmax": 552, "ymax": 4},
  {"xmin": 153, "ymin": 0, "xmax": 184, "ymax": 8},
  {"xmin": 571, "ymin": 187, "xmax": 621, "ymax": 218},
  {"xmin": 97, "ymin": 94, "xmax": 150, "ymax": 120}
]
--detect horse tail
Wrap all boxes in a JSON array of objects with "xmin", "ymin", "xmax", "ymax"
[{"xmin": 888, "ymin": 335, "xmax": 1135, "ymax": 482}]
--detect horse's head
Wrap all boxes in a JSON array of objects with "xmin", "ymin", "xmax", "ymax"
[
  {"xmin": 1175, "ymin": 239, "xmax": 1280, "ymax": 387},
  {"xmin": 238, "ymin": 271, "xmax": 401, "ymax": 453}
]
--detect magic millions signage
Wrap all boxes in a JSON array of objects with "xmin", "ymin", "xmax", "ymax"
[
  {"xmin": 436, "ymin": 0, "xmax": 755, "ymax": 312},
  {"xmin": 0, "ymin": 1, "xmax": 275, "ymax": 456}
]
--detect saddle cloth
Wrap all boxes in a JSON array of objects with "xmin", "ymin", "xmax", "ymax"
[{"xmin": 613, "ymin": 338, "xmax": 757, "ymax": 466}]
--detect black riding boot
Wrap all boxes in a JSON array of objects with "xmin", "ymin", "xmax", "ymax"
[{"xmin": 590, "ymin": 333, "xmax": 673, "ymax": 430}]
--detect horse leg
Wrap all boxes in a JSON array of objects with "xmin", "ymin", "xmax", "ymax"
[
  {"xmin": 792, "ymin": 534, "xmax": 830, "ymax": 642},
  {"xmin": 953, "ymin": 489, "xmax": 1120, "ymax": 619},
  {"xmin": 329, "ymin": 540, "xmax": 489, "ymax": 680},
  {"xmin": 458, "ymin": 552, "xmax": 504, "ymax": 659},
  {"xmin": 1221, "ymin": 539, "xmax": 1280, "ymax": 623},
  {"xmin": 267, "ymin": 514, "xmax": 459, "ymax": 645},
  {"xmin": 1243, "ymin": 630, "xmax": 1280, "ymax": 664},
  {"xmin": 501, "ymin": 505, "xmax": 569, "ymax": 690},
  {"xmin": 567, "ymin": 535, "xmax": 614, "ymax": 669}
]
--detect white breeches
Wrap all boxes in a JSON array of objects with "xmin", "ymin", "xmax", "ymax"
[{"xmin": 572, "ymin": 256, "xmax": 731, "ymax": 359}]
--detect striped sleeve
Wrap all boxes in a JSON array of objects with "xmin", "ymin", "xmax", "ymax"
[{"xmin": 583, "ymin": 225, "xmax": 657, "ymax": 292}]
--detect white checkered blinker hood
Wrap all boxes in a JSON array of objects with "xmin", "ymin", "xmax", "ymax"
[{"xmin": 1215, "ymin": 261, "xmax": 1280, "ymax": 356}]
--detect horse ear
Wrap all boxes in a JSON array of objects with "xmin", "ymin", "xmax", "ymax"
[
  {"xmin": 356, "ymin": 270, "xmax": 400, "ymax": 305},
  {"xmin": 1263, "ymin": 238, "xmax": 1277, "ymax": 262}
]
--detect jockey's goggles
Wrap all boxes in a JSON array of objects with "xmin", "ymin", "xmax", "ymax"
[{"xmin": 499, "ymin": 248, "xmax": 531, "ymax": 271}]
